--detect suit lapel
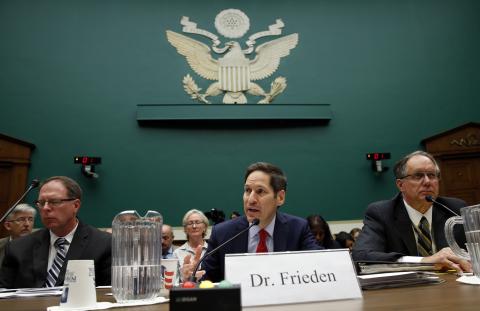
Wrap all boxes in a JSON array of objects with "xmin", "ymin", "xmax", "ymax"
[
  {"xmin": 65, "ymin": 221, "xmax": 88, "ymax": 259},
  {"xmin": 273, "ymin": 212, "xmax": 287, "ymax": 252},
  {"xmin": 393, "ymin": 198, "xmax": 418, "ymax": 256},
  {"xmin": 232, "ymin": 217, "xmax": 249, "ymax": 253},
  {"xmin": 432, "ymin": 205, "xmax": 448, "ymax": 250},
  {"xmin": 32, "ymin": 229, "xmax": 51, "ymax": 287},
  {"xmin": 57, "ymin": 221, "xmax": 88, "ymax": 285}
]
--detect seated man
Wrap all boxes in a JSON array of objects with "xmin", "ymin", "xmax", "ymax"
[
  {"xmin": 0, "ymin": 204, "xmax": 37, "ymax": 265},
  {"xmin": 0, "ymin": 176, "xmax": 112, "ymax": 288},
  {"xmin": 162, "ymin": 224, "xmax": 178, "ymax": 259},
  {"xmin": 352, "ymin": 151, "xmax": 471, "ymax": 272},
  {"xmin": 183, "ymin": 162, "xmax": 320, "ymax": 282}
]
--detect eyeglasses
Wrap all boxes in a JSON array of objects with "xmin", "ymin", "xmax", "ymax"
[
  {"xmin": 400, "ymin": 172, "xmax": 439, "ymax": 182},
  {"xmin": 34, "ymin": 198, "xmax": 76, "ymax": 208},
  {"xmin": 185, "ymin": 220, "xmax": 204, "ymax": 227},
  {"xmin": 8, "ymin": 217, "xmax": 34, "ymax": 224}
]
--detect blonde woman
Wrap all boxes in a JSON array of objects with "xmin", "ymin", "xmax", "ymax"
[{"xmin": 174, "ymin": 209, "xmax": 209, "ymax": 281}]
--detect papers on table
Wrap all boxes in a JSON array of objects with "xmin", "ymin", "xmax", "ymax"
[
  {"xmin": 357, "ymin": 271, "xmax": 443, "ymax": 289},
  {"xmin": 0, "ymin": 286, "xmax": 63, "ymax": 298},
  {"xmin": 47, "ymin": 296, "xmax": 169, "ymax": 311},
  {"xmin": 355, "ymin": 261, "xmax": 439, "ymax": 275},
  {"xmin": 456, "ymin": 274, "xmax": 480, "ymax": 285}
]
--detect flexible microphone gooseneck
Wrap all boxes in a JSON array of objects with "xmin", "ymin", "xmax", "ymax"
[
  {"xmin": 425, "ymin": 195, "xmax": 460, "ymax": 217},
  {"xmin": 0, "ymin": 179, "xmax": 40, "ymax": 223},
  {"xmin": 189, "ymin": 218, "xmax": 260, "ymax": 282}
]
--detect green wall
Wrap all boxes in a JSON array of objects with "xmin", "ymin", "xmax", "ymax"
[{"xmin": 1, "ymin": 0, "xmax": 479, "ymax": 227}]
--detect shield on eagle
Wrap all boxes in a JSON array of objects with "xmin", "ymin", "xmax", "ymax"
[{"xmin": 218, "ymin": 57, "xmax": 250, "ymax": 92}]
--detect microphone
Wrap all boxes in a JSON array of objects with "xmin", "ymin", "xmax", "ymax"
[
  {"xmin": 0, "ymin": 179, "xmax": 40, "ymax": 223},
  {"xmin": 189, "ymin": 218, "xmax": 260, "ymax": 282},
  {"xmin": 425, "ymin": 195, "xmax": 460, "ymax": 217}
]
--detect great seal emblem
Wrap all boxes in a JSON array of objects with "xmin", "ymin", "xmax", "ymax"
[{"xmin": 166, "ymin": 9, "xmax": 298, "ymax": 104}]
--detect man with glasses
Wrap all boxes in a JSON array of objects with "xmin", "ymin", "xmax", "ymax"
[
  {"xmin": 0, "ymin": 204, "xmax": 36, "ymax": 265},
  {"xmin": 0, "ymin": 176, "xmax": 112, "ymax": 288},
  {"xmin": 352, "ymin": 151, "xmax": 471, "ymax": 272}
]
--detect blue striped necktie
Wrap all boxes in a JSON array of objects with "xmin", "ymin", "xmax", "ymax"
[{"xmin": 45, "ymin": 238, "xmax": 68, "ymax": 287}]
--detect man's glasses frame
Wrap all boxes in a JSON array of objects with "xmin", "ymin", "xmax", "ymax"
[
  {"xmin": 399, "ymin": 172, "xmax": 440, "ymax": 182},
  {"xmin": 7, "ymin": 217, "xmax": 34, "ymax": 224},
  {"xmin": 34, "ymin": 198, "xmax": 76, "ymax": 209}
]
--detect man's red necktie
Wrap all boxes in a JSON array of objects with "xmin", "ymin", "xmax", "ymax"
[{"xmin": 256, "ymin": 229, "xmax": 269, "ymax": 253}]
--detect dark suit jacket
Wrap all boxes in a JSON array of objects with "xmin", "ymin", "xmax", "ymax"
[
  {"xmin": 203, "ymin": 212, "xmax": 320, "ymax": 282},
  {"xmin": 0, "ymin": 237, "xmax": 9, "ymax": 267},
  {"xmin": 352, "ymin": 193, "xmax": 466, "ymax": 262},
  {"xmin": 0, "ymin": 220, "xmax": 111, "ymax": 288}
]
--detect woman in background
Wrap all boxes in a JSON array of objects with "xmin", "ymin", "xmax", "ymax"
[
  {"xmin": 174, "ymin": 209, "xmax": 209, "ymax": 281},
  {"xmin": 306, "ymin": 215, "xmax": 341, "ymax": 249}
]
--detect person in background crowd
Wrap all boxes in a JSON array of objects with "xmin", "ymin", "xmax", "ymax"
[
  {"xmin": 0, "ymin": 204, "xmax": 37, "ymax": 265},
  {"xmin": 230, "ymin": 211, "xmax": 241, "ymax": 219},
  {"xmin": 350, "ymin": 227, "xmax": 362, "ymax": 241},
  {"xmin": 352, "ymin": 150, "xmax": 471, "ymax": 273},
  {"xmin": 174, "ymin": 209, "xmax": 209, "ymax": 279},
  {"xmin": 162, "ymin": 224, "xmax": 177, "ymax": 259},
  {"xmin": 306, "ymin": 214, "xmax": 341, "ymax": 249},
  {"xmin": 335, "ymin": 231, "xmax": 355, "ymax": 250},
  {"xmin": 0, "ymin": 176, "xmax": 112, "ymax": 288}
]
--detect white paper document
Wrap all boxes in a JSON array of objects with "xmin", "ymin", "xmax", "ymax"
[{"xmin": 0, "ymin": 286, "xmax": 63, "ymax": 298}]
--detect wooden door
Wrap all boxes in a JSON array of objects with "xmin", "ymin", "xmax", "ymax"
[
  {"xmin": 438, "ymin": 156, "xmax": 480, "ymax": 205},
  {"xmin": 423, "ymin": 123, "xmax": 480, "ymax": 206},
  {"xmin": 0, "ymin": 134, "xmax": 35, "ymax": 238}
]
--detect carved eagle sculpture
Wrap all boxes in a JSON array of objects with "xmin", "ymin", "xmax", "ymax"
[{"xmin": 166, "ymin": 30, "xmax": 298, "ymax": 104}]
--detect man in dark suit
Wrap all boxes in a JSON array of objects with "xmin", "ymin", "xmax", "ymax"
[
  {"xmin": 182, "ymin": 162, "xmax": 319, "ymax": 282},
  {"xmin": 0, "ymin": 176, "xmax": 111, "ymax": 288},
  {"xmin": 352, "ymin": 151, "xmax": 471, "ymax": 272}
]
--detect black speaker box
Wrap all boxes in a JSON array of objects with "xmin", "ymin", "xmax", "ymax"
[{"xmin": 170, "ymin": 285, "xmax": 241, "ymax": 311}]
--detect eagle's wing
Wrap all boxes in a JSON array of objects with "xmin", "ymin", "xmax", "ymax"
[
  {"xmin": 249, "ymin": 33, "xmax": 298, "ymax": 81},
  {"xmin": 166, "ymin": 30, "xmax": 218, "ymax": 80}
]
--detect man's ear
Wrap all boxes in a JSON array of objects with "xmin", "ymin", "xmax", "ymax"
[
  {"xmin": 4, "ymin": 221, "xmax": 12, "ymax": 231},
  {"xmin": 276, "ymin": 190, "xmax": 286, "ymax": 207},
  {"xmin": 395, "ymin": 179, "xmax": 404, "ymax": 192},
  {"xmin": 73, "ymin": 199, "xmax": 81, "ymax": 213}
]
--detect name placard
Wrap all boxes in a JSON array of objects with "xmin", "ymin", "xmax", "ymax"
[{"xmin": 224, "ymin": 249, "xmax": 362, "ymax": 307}]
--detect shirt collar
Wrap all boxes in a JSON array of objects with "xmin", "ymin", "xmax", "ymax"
[
  {"xmin": 182, "ymin": 241, "xmax": 208, "ymax": 252},
  {"xmin": 49, "ymin": 220, "xmax": 79, "ymax": 246},
  {"xmin": 251, "ymin": 214, "xmax": 276, "ymax": 237},
  {"xmin": 404, "ymin": 199, "xmax": 433, "ymax": 226}
]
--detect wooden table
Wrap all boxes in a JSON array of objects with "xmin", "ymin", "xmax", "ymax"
[{"xmin": 0, "ymin": 274, "xmax": 478, "ymax": 310}]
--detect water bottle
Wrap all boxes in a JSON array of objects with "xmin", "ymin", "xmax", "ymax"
[{"xmin": 112, "ymin": 210, "xmax": 163, "ymax": 302}]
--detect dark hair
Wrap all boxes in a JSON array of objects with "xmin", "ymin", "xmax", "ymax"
[
  {"xmin": 40, "ymin": 176, "xmax": 83, "ymax": 200},
  {"xmin": 244, "ymin": 162, "xmax": 287, "ymax": 194},
  {"xmin": 230, "ymin": 211, "xmax": 241, "ymax": 219},
  {"xmin": 306, "ymin": 214, "xmax": 336, "ymax": 249},
  {"xmin": 393, "ymin": 151, "xmax": 440, "ymax": 179},
  {"xmin": 335, "ymin": 231, "xmax": 354, "ymax": 248}
]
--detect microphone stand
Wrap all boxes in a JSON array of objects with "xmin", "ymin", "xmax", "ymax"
[
  {"xmin": 189, "ymin": 218, "xmax": 260, "ymax": 282},
  {"xmin": 425, "ymin": 195, "xmax": 460, "ymax": 217},
  {"xmin": 0, "ymin": 179, "xmax": 40, "ymax": 223}
]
